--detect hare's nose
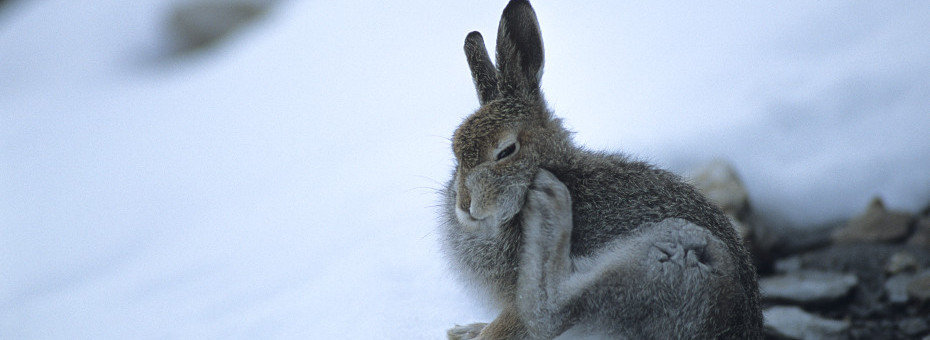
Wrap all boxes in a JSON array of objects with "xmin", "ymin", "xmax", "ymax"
[{"xmin": 469, "ymin": 201, "xmax": 491, "ymax": 220}]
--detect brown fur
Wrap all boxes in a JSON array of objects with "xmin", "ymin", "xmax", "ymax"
[{"xmin": 441, "ymin": 1, "xmax": 763, "ymax": 339}]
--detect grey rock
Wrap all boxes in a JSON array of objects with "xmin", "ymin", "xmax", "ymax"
[
  {"xmin": 796, "ymin": 243, "xmax": 922, "ymax": 274},
  {"xmin": 907, "ymin": 271, "xmax": 930, "ymax": 301},
  {"xmin": 761, "ymin": 270, "xmax": 858, "ymax": 303},
  {"xmin": 774, "ymin": 255, "xmax": 802, "ymax": 273},
  {"xmin": 764, "ymin": 306, "xmax": 849, "ymax": 340},
  {"xmin": 831, "ymin": 197, "xmax": 913, "ymax": 244},
  {"xmin": 689, "ymin": 159, "xmax": 750, "ymax": 219},
  {"xmin": 729, "ymin": 215, "xmax": 751, "ymax": 242},
  {"xmin": 885, "ymin": 273, "xmax": 913, "ymax": 304},
  {"xmin": 762, "ymin": 220, "xmax": 841, "ymax": 258},
  {"xmin": 886, "ymin": 251, "xmax": 919, "ymax": 274},
  {"xmin": 898, "ymin": 317, "xmax": 930, "ymax": 336},
  {"xmin": 907, "ymin": 217, "xmax": 930, "ymax": 246}
]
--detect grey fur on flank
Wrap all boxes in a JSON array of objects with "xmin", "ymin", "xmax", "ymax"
[{"xmin": 440, "ymin": 1, "xmax": 763, "ymax": 339}]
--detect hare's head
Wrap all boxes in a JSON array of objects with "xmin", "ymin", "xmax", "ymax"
[{"xmin": 452, "ymin": 0, "xmax": 571, "ymax": 230}]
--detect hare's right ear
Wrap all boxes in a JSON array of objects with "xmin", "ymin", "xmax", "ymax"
[
  {"xmin": 464, "ymin": 31, "xmax": 499, "ymax": 105},
  {"xmin": 495, "ymin": 0, "xmax": 544, "ymax": 100}
]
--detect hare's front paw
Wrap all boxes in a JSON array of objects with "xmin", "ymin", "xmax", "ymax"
[
  {"xmin": 522, "ymin": 169, "xmax": 572, "ymax": 233},
  {"xmin": 447, "ymin": 322, "xmax": 487, "ymax": 340}
]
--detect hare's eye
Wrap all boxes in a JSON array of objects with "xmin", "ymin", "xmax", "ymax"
[{"xmin": 496, "ymin": 143, "xmax": 517, "ymax": 161}]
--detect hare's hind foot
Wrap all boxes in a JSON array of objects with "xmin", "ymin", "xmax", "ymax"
[
  {"xmin": 645, "ymin": 219, "xmax": 734, "ymax": 281},
  {"xmin": 447, "ymin": 323, "xmax": 486, "ymax": 340},
  {"xmin": 448, "ymin": 308, "xmax": 529, "ymax": 340}
]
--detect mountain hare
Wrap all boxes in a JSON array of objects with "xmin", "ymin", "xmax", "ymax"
[{"xmin": 440, "ymin": 1, "xmax": 763, "ymax": 339}]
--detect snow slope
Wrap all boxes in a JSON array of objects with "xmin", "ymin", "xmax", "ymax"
[{"xmin": 1, "ymin": 1, "xmax": 928, "ymax": 338}]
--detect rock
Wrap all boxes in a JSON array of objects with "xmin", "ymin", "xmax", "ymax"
[
  {"xmin": 760, "ymin": 270, "xmax": 858, "ymax": 304},
  {"xmin": 729, "ymin": 216, "xmax": 751, "ymax": 242},
  {"xmin": 168, "ymin": 0, "xmax": 273, "ymax": 53},
  {"xmin": 831, "ymin": 197, "xmax": 913, "ymax": 244},
  {"xmin": 795, "ymin": 243, "xmax": 926, "ymax": 274},
  {"xmin": 689, "ymin": 159, "xmax": 750, "ymax": 219},
  {"xmin": 886, "ymin": 251, "xmax": 919, "ymax": 274},
  {"xmin": 763, "ymin": 220, "xmax": 841, "ymax": 259},
  {"xmin": 898, "ymin": 317, "xmax": 930, "ymax": 336},
  {"xmin": 907, "ymin": 217, "xmax": 930, "ymax": 246},
  {"xmin": 907, "ymin": 271, "xmax": 930, "ymax": 301},
  {"xmin": 764, "ymin": 306, "xmax": 849, "ymax": 339},
  {"xmin": 885, "ymin": 273, "xmax": 913, "ymax": 304},
  {"xmin": 774, "ymin": 255, "xmax": 802, "ymax": 273}
]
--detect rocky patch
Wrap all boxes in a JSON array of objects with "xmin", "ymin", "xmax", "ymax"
[{"xmin": 690, "ymin": 160, "xmax": 930, "ymax": 340}]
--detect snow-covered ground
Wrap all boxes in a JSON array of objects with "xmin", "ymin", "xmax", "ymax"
[{"xmin": 2, "ymin": 1, "xmax": 928, "ymax": 338}]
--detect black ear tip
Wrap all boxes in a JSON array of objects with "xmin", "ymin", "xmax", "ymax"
[
  {"xmin": 501, "ymin": 0, "xmax": 539, "ymax": 34},
  {"xmin": 465, "ymin": 31, "xmax": 484, "ymax": 43},
  {"xmin": 464, "ymin": 31, "xmax": 486, "ymax": 51},
  {"xmin": 503, "ymin": 0, "xmax": 534, "ymax": 15}
]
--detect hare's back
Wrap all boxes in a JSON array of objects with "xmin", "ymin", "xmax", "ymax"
[{"xmin": 548, "ymin": 152, "xmax": 735, "ymax": 257}]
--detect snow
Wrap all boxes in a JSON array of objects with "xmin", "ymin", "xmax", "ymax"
[{"xmin": 1, "ymin": 1, "xmax": 928, "ymax": 338}]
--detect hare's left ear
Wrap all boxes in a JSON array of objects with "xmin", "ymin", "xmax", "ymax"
[
  {"xmin": 495, "ymin": 0, "xmax": 544, "ymax": 100},
  {"xmin": 464, "ymin": 31, "xmax": 499, "ymax": 105}
]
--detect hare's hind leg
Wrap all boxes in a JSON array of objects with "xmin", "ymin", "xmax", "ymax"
[
  {"xmin": 576, "ymin": 219, "xmax": 739, "ymax": 338},
  {"xmin": 518, "ymin": 171, "xmax": 739, "ymax": 338},
  {"xmin": 444, "ymin": 170, "xmax": 567, "ymax": 340},
  {"xmin": 515, "ymin": 169, "xmax": 579, "ymax": 339},
  {"xmin": 631, "ymin": 219, "xmax": 740, "ymax": 337}
]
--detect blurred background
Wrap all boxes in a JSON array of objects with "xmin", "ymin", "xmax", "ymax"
[{"xmin": 1, "ymin": 0, "xmax": 928, "ymax": 338}]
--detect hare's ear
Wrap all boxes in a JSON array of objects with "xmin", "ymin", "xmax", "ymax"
[
  {"xmin": 496, "ymin": 0, "xmax": 544, "ymax": 100},
  {"xmin": 464, "ymin": 31, "xmax": 499, "ymax": 105}
]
